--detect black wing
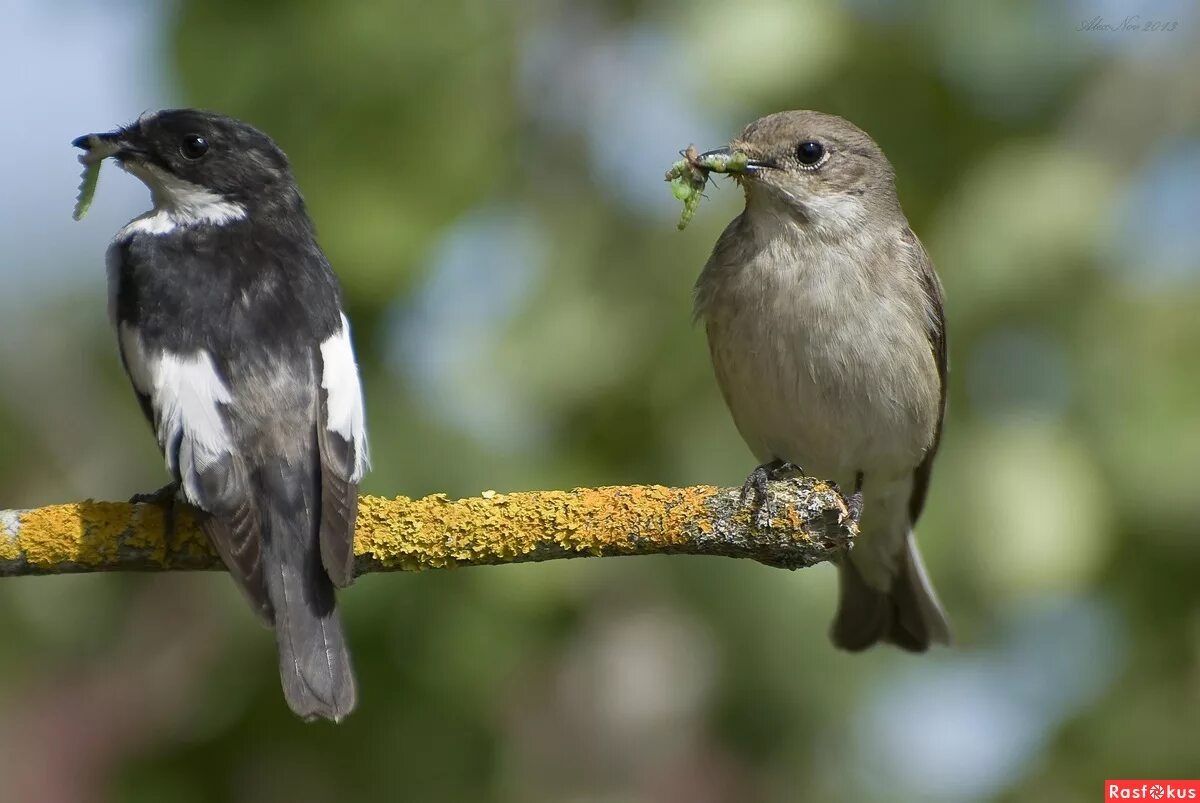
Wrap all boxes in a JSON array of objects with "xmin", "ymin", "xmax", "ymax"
[
  {"xmin": 194, "ymin": 455, "xmax": 273, "ymax": 623},
  {"xmin": 317, "ymin": 386, "xmax": 359, "ymax": 588},
  {"xmin": 111, "ymin": 237, "xmax": 273, "ymax": 623},
  {"xmin": 314, "ymin": 322, "xmax": 368, "ymax": 588}
]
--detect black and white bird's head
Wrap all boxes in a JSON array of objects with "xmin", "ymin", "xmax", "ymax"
[{"xmin": 73, "ymin": 109, "xmax": 302, "ymax": 223}]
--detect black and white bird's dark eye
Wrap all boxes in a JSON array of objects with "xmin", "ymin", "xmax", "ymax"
[
  {"xmin": 180, "ymin": 134, "xmax": 209, "ymax": 160},
  {"xmin": 795, "ymin": 140, "xmax": 826, "ymax": 167}
]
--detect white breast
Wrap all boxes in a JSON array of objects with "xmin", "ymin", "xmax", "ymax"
[
  {"xmin": 701, "ymin": 221, "xmax": 939, "ymax": 487},
  {"xmin": 116, "ymin": 162, "xmax": 247, "ymax": 239}
]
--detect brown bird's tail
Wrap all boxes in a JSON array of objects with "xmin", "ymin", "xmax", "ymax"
[
  {"xmin": 259, "ymin": 463, "xmax": 357, "ymax": 722},
  {"xmin": 830, "ymin": 533, "xmax": 951, "ymax": 652}
]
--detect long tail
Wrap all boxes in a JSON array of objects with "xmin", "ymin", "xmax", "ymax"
[
  {"xmin": 830, "ymin": 532, "xmax": 951, "ymax": 652},
  {"xmin": 258, "ymin": 463, "xmax": 357, "ymax": 721}
]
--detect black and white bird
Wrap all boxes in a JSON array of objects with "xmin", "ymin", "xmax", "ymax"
[{"xmin": 74, "ymin": 110, "xmax": 369, "ymax": 721}]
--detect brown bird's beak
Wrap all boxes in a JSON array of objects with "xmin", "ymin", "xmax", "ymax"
[{"xmin": 700, "ymin": 146, "xmax": 777, "ymax": 171}]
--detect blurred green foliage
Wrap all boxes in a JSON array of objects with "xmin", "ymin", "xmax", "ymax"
[{"xmin": 2, "ymin": 1, "xmax": 1199, "ymax": 801}]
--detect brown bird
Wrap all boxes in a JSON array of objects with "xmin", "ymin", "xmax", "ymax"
[{"xmin": 694, "ymin": 111, "xmax": 951, "ymax": 651}]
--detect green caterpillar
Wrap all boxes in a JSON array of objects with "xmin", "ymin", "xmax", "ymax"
[
  {"xmin": 72, "ymin": 134, "xmax": 120, "ymax": 221},
  {"xmin": 73, "ymin": 158, "xmax": 101, "ymax": 221},
  {"xmin": 663, "ymin": 147, "xmax": 752, "ymax": 230}
]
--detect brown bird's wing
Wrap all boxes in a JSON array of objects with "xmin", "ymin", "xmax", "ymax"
[
  {"xmin": 902, "ymin": 228, "xmax": 947, "ymax": 525},
  {"xmin": 831, "ymin": 228, "xmax": 952, "ymax": 653}
]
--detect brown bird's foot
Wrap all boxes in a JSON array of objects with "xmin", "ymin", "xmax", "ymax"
[
  {"xmin": 840, "ymin": 472, "xmax": 865, "ymax": 529},
  {"xmin": 129, "ymin": 480, "xmax": 183, "ymax": 546},
  {"xmin": 739, "ymin": 460, "xmax": 805, "ymax": 528}
]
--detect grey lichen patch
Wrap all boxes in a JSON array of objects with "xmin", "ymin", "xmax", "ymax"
[
  {"xmin": 0, "ymin": 509, "xmax": 20, "ymax": 560},
  {"xmin": 700, "ymin": 478, "xmax": 854, "ymax": 570},
  {"xmin": 1, "ymin": 509, "xmax": 18, "ymax": 539}
]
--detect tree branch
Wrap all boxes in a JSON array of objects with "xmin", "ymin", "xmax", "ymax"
[{"xmin": 0, "ymin": 480, "xmax": 854, "ymax": 578}]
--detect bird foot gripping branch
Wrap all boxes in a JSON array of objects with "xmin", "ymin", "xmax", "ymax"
[{"xmin": 664, "ymin": 145, "xmax": 753, "ymax": 230}]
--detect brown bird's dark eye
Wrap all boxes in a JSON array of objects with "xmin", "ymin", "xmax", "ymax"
[
  {"xmin": 180, "ymin": 134, "xmax": 209, "ymax": 160},
  {"xmin": 796, "ymin": 140, "xmax": 825, "ymax": 165}
]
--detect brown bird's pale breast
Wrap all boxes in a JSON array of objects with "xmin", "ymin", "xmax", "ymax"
[{"xmin": 697, "ymin": 211, "xmax": 940, "ymax": 491}]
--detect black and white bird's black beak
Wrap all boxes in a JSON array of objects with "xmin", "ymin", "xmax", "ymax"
[
  {"xmin": 71, "ymin": 127, "xmax": 146, "ymax": 164},
  {"xmin": 700, "ymin": 146, "xmax": 777, "ymax": 171}
]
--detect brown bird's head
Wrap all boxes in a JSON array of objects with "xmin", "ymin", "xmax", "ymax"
[{"xmin": 705, "ymin": 110, "xmax": 903, "ymax": 233}]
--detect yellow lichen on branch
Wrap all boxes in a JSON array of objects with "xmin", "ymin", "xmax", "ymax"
[
  {"xmin": 0, "ymin": 480, "xmax": 854, "ymax": 578},
  {"xmin": 355, "ymin": 485, "xmax": 717, "ymax": 569}
]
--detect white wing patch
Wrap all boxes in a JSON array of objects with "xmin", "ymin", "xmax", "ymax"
[
  {"xmin": 119, "ymin": 324, "xmax": 234, "ymax": 501},
  {"xmin": 319, "ymin": 314, "xmax": 369, "ymax": 482}
]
